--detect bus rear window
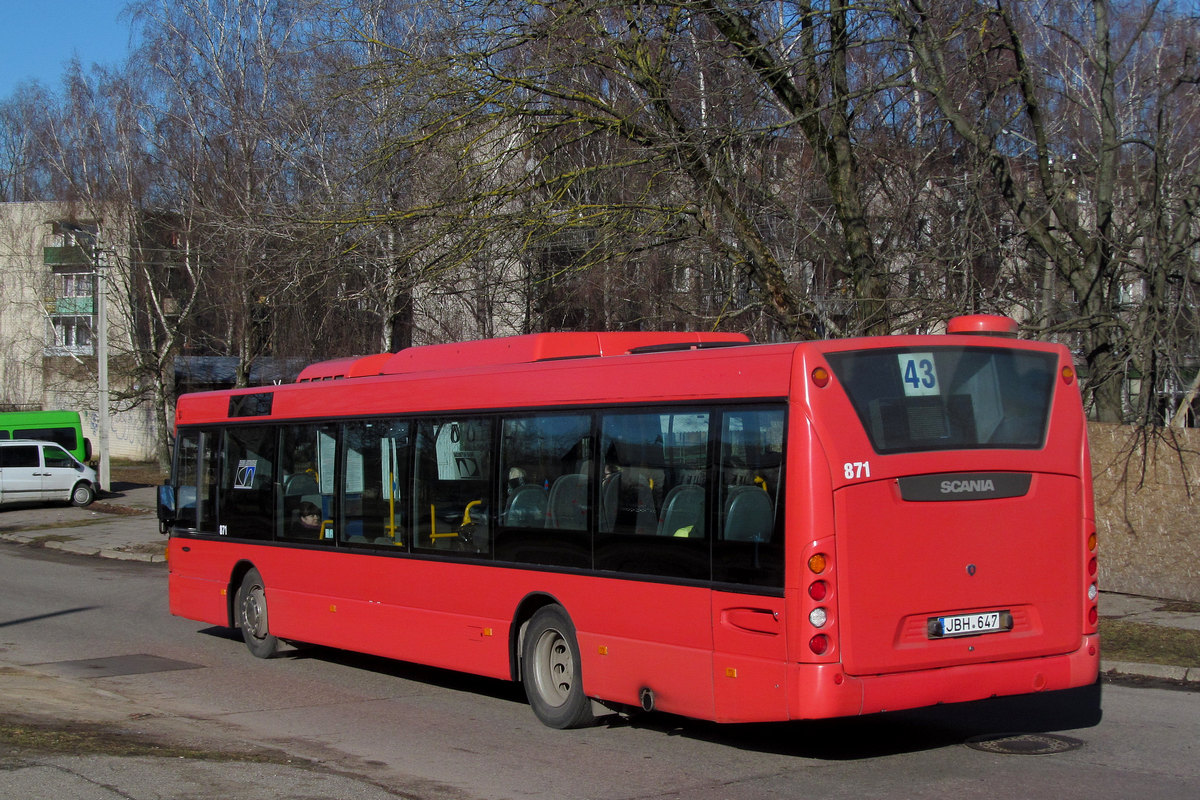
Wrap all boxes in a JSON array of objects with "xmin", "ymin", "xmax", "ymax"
[{"xmin": 826, "ymin": 347, "xmax": 1058, "ymax": 453}]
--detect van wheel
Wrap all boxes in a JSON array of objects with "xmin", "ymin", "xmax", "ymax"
[
  {"xmin": 236, "ymin": 568, "xmax": 279, "ymax": 658},
  {"xmin": 522, "ymin": 605, "xmax": 595, "ymax": 729},
  {"xmin": 70, "ymin": 482, "xmax": 95, "ymax": 507}
]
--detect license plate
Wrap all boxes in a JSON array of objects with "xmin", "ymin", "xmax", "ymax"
[{"xmin": 928, "ymin": 610, "xmax": 1013, "ymax": 639}]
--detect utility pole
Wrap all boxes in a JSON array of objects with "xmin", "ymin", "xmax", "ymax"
[{"xmin": 95, "ymin": 246, "xmax": 111, "ymax": 493}]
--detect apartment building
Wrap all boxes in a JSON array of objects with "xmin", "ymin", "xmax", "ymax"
[{"xmin": 0, "ymin": 201, "xmax": 157, "ymax": 461}]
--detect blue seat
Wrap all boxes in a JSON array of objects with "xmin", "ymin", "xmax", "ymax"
[
  {"xmin": 504, "ymin": 483, "xmax": 548, "ymax": 527},
  {"xmin": 547, "ymin": 474, "xmax": 588, "ymax": 530},
  {"xmin": 658, "ymin": 484, "xmax": 704, "ymax": 537},
  {"xmin": 723, "ymin": 486, "xmax": 773, "ymax": 542}
]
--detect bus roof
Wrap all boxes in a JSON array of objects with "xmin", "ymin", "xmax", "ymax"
[
  {"xmin": 0, "ymin": 410, "xmax": 82, "ymax": 424},
  {"xmin": 296, "ymin": 331, "xmax": 751, "ymax": 382},
  {"xmin": 177, "ymin": 321, "xmax": 1072, "ymax": 428}
]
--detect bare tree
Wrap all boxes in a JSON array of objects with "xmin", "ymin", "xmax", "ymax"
[{"xmin": 894, "ymin": 0, "xmax": 1200, "ymax": 423}]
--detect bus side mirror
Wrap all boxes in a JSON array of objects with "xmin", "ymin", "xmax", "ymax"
[{"xmin": 157, "ymin": 484, "xmax": 176, "ymax": 534}]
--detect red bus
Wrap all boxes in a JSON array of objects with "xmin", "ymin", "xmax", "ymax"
[{"xmin": 158, "ymin": 317, "xmax": 1099, "ymax": 728}]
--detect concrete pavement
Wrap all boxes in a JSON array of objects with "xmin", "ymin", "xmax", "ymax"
[{"xmin": 0, "ymin": 483, "xmax": 166, "ymax": 562}]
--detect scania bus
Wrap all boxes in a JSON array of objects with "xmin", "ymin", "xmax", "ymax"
[{"xmin": 157, "ymin": 317, "xmax": 1099, "ymax": 728}]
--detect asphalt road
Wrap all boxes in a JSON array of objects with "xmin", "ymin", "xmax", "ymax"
[{"xmin": 1, "ymin": 542, "xmax": 1198, "ymax": 800}]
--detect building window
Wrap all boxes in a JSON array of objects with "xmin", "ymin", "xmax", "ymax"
[
  {"xmin": 47, "ymin": 315, "xmax": 94, "ymax": 355},
  {"xmin": 44, "ymin": 268, "xmax": 96, "ymax": 356},
  {"xmin": 60, "ymin": 272, "xmax": 94, "ymax": 298}
]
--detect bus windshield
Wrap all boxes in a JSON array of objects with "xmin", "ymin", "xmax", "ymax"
[{"xmin": 826, "ymin": 346, "xmax": 1058, "ymax": 453}]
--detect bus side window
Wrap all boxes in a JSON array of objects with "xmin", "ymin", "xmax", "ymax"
[
  {"xmin": 495, "ymin": 414, "xmax": 592, "ymax": 569},
  {"xmin": 217, "ymin": 425, "xmax": 275, "ymax": 540},
  {"xmin": 412, "ymin": 418, "xmax": 493, "ymax": 557},
  {"xmin": 713, "ymin": 407, "xmax": 785, "ymax": 588},
  {"xmin": 279, "ymin": 422, "xmax": 337, "ymax": 543},
  {"xmin": 341, "ymin": 419, "xmax": 410, "ymax": 548},
  {"xmin": 594, "ymin": 411, "xmax": 709, "ymax": 580},
  {"xmin": 174, "ymin": 428, "xmax": 218, "ymax": 532}
]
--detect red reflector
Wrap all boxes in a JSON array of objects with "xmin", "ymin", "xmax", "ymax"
[
  {"xmin": 1088, "ymin": 557, "xmax": 1098, "ymax": 576},
  {"xmin": 808, "ymin": 580, "xmax": 829, "ymax": 601},
  {"xmin": 1088, "ymin": 607, "xmax": 1098, "ymax": 625},
  {"xmin": 809, "ymin": 634, "xmax": 830, "ymax": 655}
]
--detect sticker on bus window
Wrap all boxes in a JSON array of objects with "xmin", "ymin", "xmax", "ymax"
[
  {"xmin": 898, "ymin": 353, "xmax": 939, "ymax": 396},
  {"xmin": 235, "ymin": 459, "xmax": 257, "ymax": 489}
]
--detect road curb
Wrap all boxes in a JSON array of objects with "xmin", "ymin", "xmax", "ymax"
[
  {"xmin": 99, "ymin": 547, "xmax": 167, "ymax": 563},
  {"xmin": 0, "ymin": 531, "xmax": 166, "ymax": 563},
  {"xmin": 1102, "ymin": 659, "xmax": 1200, "ymax": 684}
]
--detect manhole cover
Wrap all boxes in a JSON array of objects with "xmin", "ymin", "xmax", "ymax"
[
  {"xmin": 966, "ymin": 733, "xmax": 1085, "ymax": 755},
  {"xmin": 30, "ymin": 654, "xmax": 202, "ymax": 679}
]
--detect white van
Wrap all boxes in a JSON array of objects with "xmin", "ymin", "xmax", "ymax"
[{"xmin": 0, "ymin": 439, "xmax": 100, "ymax": 507}]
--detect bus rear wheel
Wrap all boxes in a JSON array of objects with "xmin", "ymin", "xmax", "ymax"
[
  {"xmin": 521, "ymin": 605, "xmax": 595, "ymax": 729},
  {"xmin": 236, "ymin": 568, "xmax": 278, "ymax": 658}
]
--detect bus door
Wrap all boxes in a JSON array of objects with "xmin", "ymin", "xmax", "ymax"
[{"xmin": 709, "ymin": 407, "xmax": 788, "ymax": 722}]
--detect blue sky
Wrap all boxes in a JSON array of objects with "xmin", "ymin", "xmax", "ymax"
[{"xmin": 0, "ymin": 1, "xmax": 134, "ymax": 99}]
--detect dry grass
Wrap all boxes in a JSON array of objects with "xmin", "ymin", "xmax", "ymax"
[
  {"xmin": 1100, "ymin": 618, "xmax": 1200, "ymax": 667},
  {"xmin": 108, "ymin": 461, "xmax": 167, "ymax": 487}
]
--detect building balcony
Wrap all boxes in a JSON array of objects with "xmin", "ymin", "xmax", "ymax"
[
  {"xmin": 43, "ymin": 245, "xmax": 92, "ymax": 266},
  {"xmin": 44, "ymin": 297, "xmax": 95, "ymax": 314}
]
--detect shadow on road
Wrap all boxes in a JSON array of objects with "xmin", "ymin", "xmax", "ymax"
[
  {"xmin": 199, "ymin": 623, "xmax": 1102, "ymax": 759},
  {"xmin": 618, "ymin": 681, "xmax": 1103, "ymax": 759}
]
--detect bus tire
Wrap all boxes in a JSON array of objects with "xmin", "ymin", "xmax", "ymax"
[
  {"xmin": 521, "ymin": 605, "xmax": 595, "ymax": 729},
  {"xmin": 236, "ymin": 568, "xmax": 278, "ymax": 658},
  {"xmin": 70, "ymin": 482, "xmax": 95, "ymax": 507}
]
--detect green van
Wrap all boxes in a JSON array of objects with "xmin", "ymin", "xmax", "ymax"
[{"xmin": 0, "ymin": 410, "xmax": 92, "ymax": 463}]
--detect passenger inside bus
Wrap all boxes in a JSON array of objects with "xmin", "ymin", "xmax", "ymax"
[{"xmin": 292, "ymin": 501, "xmax": 323, "ymax": 538}]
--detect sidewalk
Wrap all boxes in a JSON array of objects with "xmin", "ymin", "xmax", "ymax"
[
  {"xmin": 1, "ymin": 483, "xmax": 1197, "ymax": 685},
  {"xmin": 0, "ymin": 483, "xmax": 166, "ymax": 562}
]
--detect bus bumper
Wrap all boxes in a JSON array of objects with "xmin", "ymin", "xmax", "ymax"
[{"xmin": 788, "ymin": 634, "xmax": 1101, "ymax": 719}]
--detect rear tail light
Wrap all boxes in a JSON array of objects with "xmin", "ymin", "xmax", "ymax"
[
  {"xmin": 1085, "ymin": 529, "xmax": 1098, "ymax": 630},
  {"xmin": 805, "ymin": 550, "xmax": 835, "ymax": 657}
]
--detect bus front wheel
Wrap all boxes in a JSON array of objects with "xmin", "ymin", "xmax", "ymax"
[
  {"xmin": 521, "ymin": 605, "xmax": 595, "ymax": 729},
  {"xmin": 236, "ymin": 568, "xmax": 278, "ymax": 658}
]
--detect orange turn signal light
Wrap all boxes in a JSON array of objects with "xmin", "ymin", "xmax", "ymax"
[
  {"xmin": 812, "ymin": 367, "xmax": 830, "ymax": 388},
  {"xmin": 808, "ymin": 553, "xmax": 827, "ymax": 574}
]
